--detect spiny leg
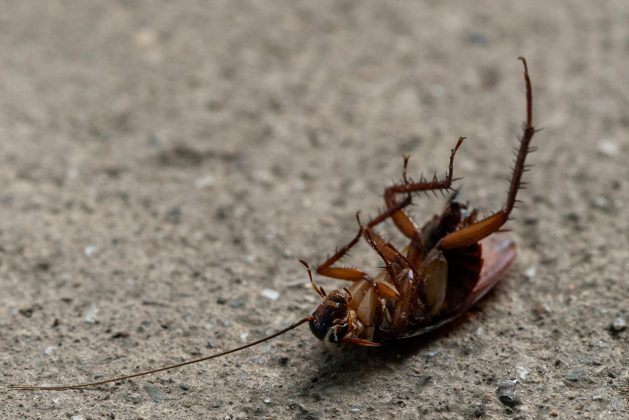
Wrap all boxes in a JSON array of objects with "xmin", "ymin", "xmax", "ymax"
[
  {"xmin": 383, "ymin": 137, "xmax": 465, "ymax": 266},
  {"xmin": 439, "ymin": 57, "xmax": 536, "ymax": 250},
  {"xmin": 313, "ymin": 223, "xmax": 370, "ymax": 282},
  {"xmin": 312, "ymin": 195, "xmax": 412, "ymax": 282},
  {"xmin": 310, "ymin": 120, "xmax": 464, "ymax": 283}
]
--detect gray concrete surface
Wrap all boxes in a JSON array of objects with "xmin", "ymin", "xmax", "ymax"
[{"xmin": 1, "ymin": 1, "xmax": 628, "ymax": 418}]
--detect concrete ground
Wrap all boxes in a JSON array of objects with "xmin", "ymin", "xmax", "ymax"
[{"xmin": 1, "ymin": 1, "xmax": 628, "ymax": 418}]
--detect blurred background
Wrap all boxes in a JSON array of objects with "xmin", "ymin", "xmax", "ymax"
[{"xmin": 1, "ymin": 1, "xmax": 627, "ymax": 418}]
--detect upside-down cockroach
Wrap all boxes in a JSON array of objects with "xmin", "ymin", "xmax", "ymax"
[{"xmin": 10, "ymin": 57, "xmax": 537, "ymax": 391}]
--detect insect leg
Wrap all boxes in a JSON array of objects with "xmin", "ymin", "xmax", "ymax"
[
  {"xmin": 340, "ymin": 337, "xmax": 381, "ymax": 347},
  {"xmin": 384, "ymin": 137, "xmax": 465, "ymax": 240},
  {"xmin": 313, "ymin": 196, "xmax": 412, "ymax": 282},
  {"xmin": 355, "ymin": 213, "xmax": 399, "ymax": 282},
  {"xmin": 314, "ymin": 226, "xmax": 372, "ymax": 282},
  {"xmin": 357, "ymin": 215, "xmax": 421, "ymax": 289},
  {"xmin": 438, "ymin": 58, "xmax": 536, "ymax": 250}
]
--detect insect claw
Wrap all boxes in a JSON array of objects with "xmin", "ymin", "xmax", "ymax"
[
  {"xmin": 448, "ymin": 188, "xmax": 461, "ymax": 202},
  {"xmin": 402, "ymin": 155, "xmax": 412, "ymax": 184},
  {"xmin": 355, "ymin": 211, "xmax": 364, "ymax": 228}
]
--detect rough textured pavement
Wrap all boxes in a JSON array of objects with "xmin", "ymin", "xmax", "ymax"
[{"xmin": 1, "ymin": 1, "xmax": 628, "ymax": 418}]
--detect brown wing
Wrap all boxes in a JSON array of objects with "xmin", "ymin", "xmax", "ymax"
[
  {"xmin": 394, "ymin": 234, "xmax": 516, "ymax": 339},
  {"xmin": 470, "ymin": 235, "xmax": 517, "ymax": 303}
]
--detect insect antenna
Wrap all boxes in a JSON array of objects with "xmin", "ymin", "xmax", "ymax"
[{"xmin": 8, "ymin": 316, "xmax": 314, "ymax": 392}]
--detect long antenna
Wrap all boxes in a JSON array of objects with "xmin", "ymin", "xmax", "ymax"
[{"xmin": 9, "ymin": 316, "xmax": 313, "ymax": 391}]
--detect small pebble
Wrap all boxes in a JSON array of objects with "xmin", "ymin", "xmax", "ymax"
[
  {"xmin": 496, "ymin": 379, "xmax": 518, "ymax": 407},
  {"xmin": 240, "ymin": 332, "xmax": 249, "ymax": 342},
  {"xmin": 524, "ymin": 266, "xmax": 536, "ymax": 280},
  {"xmin": 72, "ymin": 416, "xmax": 85, "ymax": 420},
  {"xmin": 207, "ymin": 339, "xmax": 214, "ymax": 349},
  {"xmin": 83, "ymin": 245, "xmax": 98, "ymax": 257},
  {"xmin": 44, "ymin": 345, "xmax": 56, "ymax": 356},
  {"xmin": 422, "ymin": 348, "xmax": 441, "ymax": 359},
  {"xmin": 516, "ymin": 366, "xmax": 529, "ymax": 381},
  {"xmin": 592, "ymin": 395, "xmax": 603, "ymax": 401},
  {"xmin": 179, "ymin": 383, "xmax": 190, "ymax": 391},
  {"xmin": 598, "ymin": 141, "xmax": 619, "ymax": 157},
  {"xmin": 532, "ymin": 302, "xmax": 551, "ymax": 318},
  {"xmin": 263, "ymin": 397, "xmax": 271, "ymax": 404},
  {"xmin": 19, "ymin": 308, "xmax": 34, "ymax": 318},
  {"xmin": 593, "ymin": 196, "xmax": 609, "ymax": 209},
  {"xmin": 194, "ymin": 175, "xmax": 216, "ymax": 188},
  {"xmin": 261, "ymin": 288, "xmax": 279, "ymax": 301},
  {"xmin": 84, "ymin": 305, "xmax": 98, "ymax": 324},
  {"xmin": 611, "ymin": 317, "xmax": 626, "ymax": 332}
]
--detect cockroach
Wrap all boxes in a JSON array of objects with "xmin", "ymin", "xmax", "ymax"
[{"xmin": 10, "ymin": 57, "xmax": 537, "ymax": 391}]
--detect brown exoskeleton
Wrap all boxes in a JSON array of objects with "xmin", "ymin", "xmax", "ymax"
[
  {"xmin": 10, "ymin": 58, "xmax": 537, "ymax": 391},
  {"xmin": 304, "ymin": 58, "xmax": 536, "ymax": 347}
]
